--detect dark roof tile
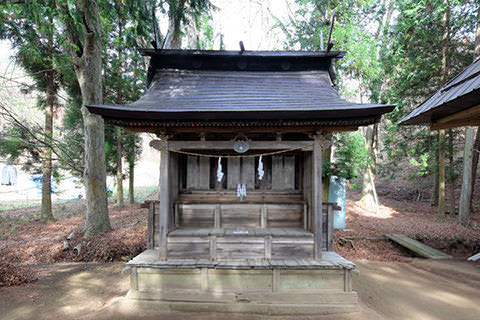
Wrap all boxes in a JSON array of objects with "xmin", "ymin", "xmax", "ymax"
[{"xmin": 399, "ymin": 58, "xmax": 480, "ymax": 125}]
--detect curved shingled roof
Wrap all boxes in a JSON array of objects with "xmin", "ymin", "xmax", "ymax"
[{"xmin": 87, "ymin": 50, "xmax": 394, "ymax": 126}]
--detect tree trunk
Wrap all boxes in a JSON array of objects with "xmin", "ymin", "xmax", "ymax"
[
  {"xmin": 41, "ymin": 68, "xmax": 55, "ymax": 222},
  {"xmin": 166, "ymin": 0, "xmax": 185, "ymax": 49},
  {"xmin": 72, "ymin": 0, "xmax": 111, "ymax": 238},
  {"xmin": 438, "ymin": 129, "xmax": 446, "ymax": 215},
  {"xmin": 469, "ymin": 128, "xmax": 480, "ymax": 209},
  {"xmin": 437, "ymin": 0, "xmax": 450, "ymax": 216},
  {"xmin": 458, "ymin": 5, "xmax": 480, "ymax": 226},
  {"xmin": 360, "ymin": 125, "xmax": 379, "ymax": 211},
  {"xmin": 448, "ymin": 129, "xmax": 456, "ymax": 215},
  {"xmin": 460, "ymin": 127, "xmax": 475, "ymax": 226},
  {"xmin": 431, "ymin": 142, "xmax": 439, "ymax": 206},
  {"xmin": 115, "ymin": 11, "xmax": 124, "ymax": 207},
  {"xmin": 116, "ymin": 127, "xmax": 124, "ymax": 206},
  {"xmin": 128, "ymin": 155, "xmax": 134, "ymax": 204},
  {"xmin": 186, "ymin": 13, "xmax": 200, "ymax": 49}
]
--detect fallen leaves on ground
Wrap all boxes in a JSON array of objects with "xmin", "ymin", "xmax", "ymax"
[
  {"xmin": 0, "ymin": 201, "xmax": 147, "ymax": 286},
  {"xmin": 1, "ymin": 190, "xmax": 480, "ymax": 285},
  {"xmin": 0, "ymin": 261, "xmax": 37, "ymax": 287},
  {"xmin": 336, "ymin": 192, "xmax": 480, "ymax": 262}
]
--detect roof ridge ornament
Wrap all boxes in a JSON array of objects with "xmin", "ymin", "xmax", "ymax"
[{"xmin": 239, "ymin": 41, "xmax": 245, "ymax": 54}]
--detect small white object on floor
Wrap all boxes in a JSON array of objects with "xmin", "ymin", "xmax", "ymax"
[{"xmin": 467, "ymin": 252, "xmax": 480, "ymax": 261}]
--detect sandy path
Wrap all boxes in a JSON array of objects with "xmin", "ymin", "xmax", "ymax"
[
  {"xmin": 0, "ymin": 259, "xmax": 479, "ymax": 320},
  {"xmin": 354, "ymin": 260, "xmax": 480, "ymax": 320}
]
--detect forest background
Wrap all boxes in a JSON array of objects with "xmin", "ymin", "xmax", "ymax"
[{"xmin": 0, "ymin": 0, "xmax": 479, "ymax": 237}]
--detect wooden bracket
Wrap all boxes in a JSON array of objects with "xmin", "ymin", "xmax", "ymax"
[
  {"xmin": 313, "ymin": 133, "xmax": 332, "ymax": 149},
  {"xmin": 150, "ymin": 138, "xmax": 168, "ymax": 151}
]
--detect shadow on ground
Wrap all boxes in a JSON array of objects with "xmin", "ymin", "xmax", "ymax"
[{"xmin": 1, "ymin": 259, "xmax": 479, "ymax": 320}]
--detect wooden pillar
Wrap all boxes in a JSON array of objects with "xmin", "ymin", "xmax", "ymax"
[
  {"xmin": 313, "ymin": 134, "xmax": 323, "ymax": 259},
  {"xmin": 158, "ymin": 135, "xmax": 170, "ymax": 260},
  {"xmin": 147, "ymin": 201, "xmax": 155, "ymax": 249},
  {"xmin": 327, "ymin": 204, "xmax": 334, "ymax": 251}
]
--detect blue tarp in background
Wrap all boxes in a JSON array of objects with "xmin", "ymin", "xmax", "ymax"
[
  {"xmin": 328, "ymin": 175, "xmax": 346, "ymax": 229},
  {"xmin": 30, "ymin": 174, "xmax": 57, "ymax": 194}
]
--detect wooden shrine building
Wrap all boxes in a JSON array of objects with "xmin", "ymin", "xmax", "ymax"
[
  {"xmin": 87, "ymin": 49, "xmax": 393, "ymax": 315},
  {"xmin": 400, "ymin": 57, "xmax": 480, "ymax": 129}
]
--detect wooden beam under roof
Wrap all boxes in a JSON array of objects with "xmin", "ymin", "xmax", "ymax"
[
  {"xmin": 431, "ymin": 116, "xmax": 480, "ymax": 130},
  {"xmin": 167, "ymin": 140, "xmax": 315, "ymax": 151},
  {"xmin": 122, "ymin": 125, "xmax": 360, "ymax": 134},
  {"xmin": 430, "ymin": 103, "xmax": 480, "ymax": 130},
  {"xmin": 150, "ymin": 140, "xmax": 336, "ymax": 152}
]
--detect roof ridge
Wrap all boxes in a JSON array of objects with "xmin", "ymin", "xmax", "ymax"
[{"xmin": 441, "ymin": 65, "xmax": 480, "ymax": 93}]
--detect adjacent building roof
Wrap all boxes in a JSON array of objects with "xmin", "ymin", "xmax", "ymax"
[
  {"xmin": 87, "ymin": 49, "xmax": 394, "ymax": 130},
  {"xmin": 399, "ymin": 58, "xmax": 480, "ymax": 129}
]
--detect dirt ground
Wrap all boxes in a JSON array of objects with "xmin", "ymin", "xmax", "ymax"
[{"xmin": 0, "ymin": 259, "xmax": 479, "ymax": 320}]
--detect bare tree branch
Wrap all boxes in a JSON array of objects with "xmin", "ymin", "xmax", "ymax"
[{"xmin": 0, "ymin": 102, "xmax": 84, "ymax": 175}]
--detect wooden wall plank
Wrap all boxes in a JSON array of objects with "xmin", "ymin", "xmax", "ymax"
[
  {"xmin": 186, "ymin": 156, "xmax": 199, "ymax": 189},
  {"xmin": 227, "ymin": 158, "xmax": 240, "ymax": 190},
  {"xmin": 303, "ymin": 152, "xmax": 313, "ymax": 231},
  {"xmin": 265, "ymin": 235, "xmax": 272, "ymax": 260},
  {"xmin": 272, "ymin": 156, "xmax": 284, "ymax": 189},
  {"xmin": 179, "ymin": 205, "xmax": 215, "ymax": 228},
  {"xmin": 344, "ymin": 270, "xmax": 352, "ymax": 292},
  {"xmin": 242, "ymin": 157, "xmax": 255, "ymax": 190},
  {"xmin": 221, "ymin": 205, "xmax": 261, "ymax": 228},
  {"xmin": 216, "ymin": 241, "xmax": 265, "ymax": 260},
  {"xmin": 266, "ymin": 205, "xmax": 303, "ymax": 228},
  {"xmin": 272, "ymin": 155, "xmax": 295, "ymax": 190},
  {"xmin": 167, "ymin": 242, "xmax": 210, "ymax": 259},
  {"xmin": 214, "ymin": 204, "xmax": 221, "ymax": 228},
  {"xmin": 272, "ymin": 243, "xmax": 314, "ymax": 259},
  {"xmin": 177, "ymin": 203, "xmax": 309, "ymax": 229},
  {"xmin": 273, "ymin": 269, "xmax": 280, "ymax": 292},
  {"xmin": 328, "ymin": 204, "xmax": 334, "ymax": 251},
  {"xmin": 199, "ymin": 157, "xmax": 210, "ymax": 189},
  {"xmin": 169, "ymin": 153, "xmax": 179, "ymax": 231},
  {"xmin": 153, "ymin": 203, "xmax": 160, "ymax": 248},
  {"xmin": 283, "ymin": 155, "xmax": 295, "ymax": 189},
  {"xmin": 147, "ymin": 202, "xmax": 155, "ymax": 249},
  {"xmin": 209, "ymin": 235, "xmax": 217, "ymax": 261},
  {"xmin": 179, "ymin": 191, "xmax": 303, "ymax": 203},
  {"xmin": 261, "ymin": 204, "xmax": 267, "ymax": 228}
]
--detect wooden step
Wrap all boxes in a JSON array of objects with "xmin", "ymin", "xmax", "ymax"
[{"xmin": 386, "ymin": 234, "xmax": 452, "ymax": 259}]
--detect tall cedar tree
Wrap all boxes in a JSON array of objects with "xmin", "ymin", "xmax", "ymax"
[
  {"xmin": 459, "ymin": 5, "xmax": 480, "ymax": 226},
  {"xmin": 0, "ymin": 1, "xmax": 66, "ymax": 222}
]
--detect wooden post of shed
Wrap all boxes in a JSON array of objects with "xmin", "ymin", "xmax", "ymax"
[
  {"xmin": 158, "ymin": 135, "xmax": 170, "ymax": 260},
  {"xmin": 313, "ymin": 134, "xmax": 323, "ymax": 259}
]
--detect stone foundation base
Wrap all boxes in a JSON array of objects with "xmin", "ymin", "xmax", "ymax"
[{"xmin": 127, "ymin": 252, "xmax": 357, "ymax": 315}]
